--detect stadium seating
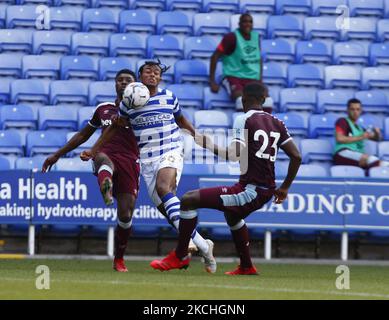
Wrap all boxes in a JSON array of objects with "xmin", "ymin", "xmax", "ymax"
[
  {"xmin": 364, "ymin": 139, "xmax": 378, "ymax": 156},
  {"xmin": 0, "ymin": 105, "xmax": 36, "ymax": 130},
  {"xmin": 60, "ymin": 56, "xmax": 98, "ymax": 80},
  {"xmin": 267, "ymin": 15, "xmax": 304, "ymax": 39},
  {"xmin": 261, "ymin": 39, "xmax": 295, "ymax": 63},
  {"xmin": 26, "ymin": 130, "xmax": 68, "ymax": 156},
  {"xmin": 53, "ymin": 0, "xmax": 90, "ymax": 7},
  {"xmin": 0, "ymin": 54, "xmax": 22, "ymax": 79},
  {"xmin": 330, "ymin": 165, "xmax": 365, "ymax": 178},
  {"xmin": 333, "ymin": 42, "xmax": 368, "ymax": 65},
  {"xmin": 385, "ymin": 118, "xmax": 389, "ymax": 140},
  {"xmin": 369, "ymin": 43, "xmax": 389, "ymax": 66},
  {"xmin": 262, "ymin": 62, "xmax": 288, "ymax": 87},
  {"xmin": 295, "ymin": 40, "xmax": 332, "ymax": 65},
  {"xmin": 15, "ymin": 156, "xmax": 47, "ymax": 171},
  {"xmin": 174, "ymin": 60, "xmax": 208, "ymax": 85},
  {"xmin": 274, "ymin": 112, "xmax": 308, "ymax": 137},
  {"xmin": 279, "ymin": 88, "xmax": 317, "ymax": 113},
  {"xmin": 203, "ymin": 87, "xmax": 234, "ymax": 110},
  {"xmin": 378, "ymin": 141, "xmax": 389, "ymax": 160},
  {"xmin": 377, "ymin": 19, "xmax": 389, "ymax": 42},
  {"xmin": 50, "ymin": 80, "xmax": 89, "ymax": 105},
  {"xmin": 349, "ymin": 0, "xmax": 384, "ymax": 18},
  {"xmin": 288, "ymin": 64, "xmax": 324, "ymax": 88},
  {"xmin": 146, "ymin": 35, "xmax": 183, "ymax": 60},
  {"xmin": 166, "ymin": 84, "xmax": 203, "ymax": 109},
  {"xmin": 78, "ymin": 107, "xmax": 95, "ymax": 129},
  {"xmin": 202, "ymin": 0, "xmax": 238, "ymax": 13},
  {"xmin": 182, "ymin": 163, "xmax": 214, "ymax": 176},
  {"xmin": 71, "ymin": 32, "xmax": 109, "ymax": 56},
  {"xmin": 0, "ymin": 79, "xmax": 11, "ymax": 104},
  {"xmin": 109, "ymin": 33, "xmax": 146, "ymax": 57},
  {"xmin": 304, "ymin": 17, "xmax": 341, "ymax": 41},
  {"xmin": 6, "ymin": 5, "xmax": 38, "ymax": 29},
  {"xmin": 88, "ymin": 81, "xmax": 116, "ymax": 106},
  {"xmin": 0, "ymin": 29, "xmax": 33, "ymax": 53},
  {"xmin": 316, "ymin": 89, "xmax": 355, "ymax": 113},
  {"xmin": 213, "ymin": 162, "xmax": 240, "ymax": 175},
  {"xmin": 48, "ymin": 6, "xmax": 83, "ymax": 31},
  {"xmin": 194, "ymin": 110, "xmax": 230, "ymax": 129},
  {"xmin": 276, "ymin": 0, "xmax": 311, "ymax": 16},
  {"xmin": 38, "ymin": 106, "xmax": 78, "ymax": 131},
  {"xmin": 66, "ymin": 131, "xmax": 100, "ymax": 156},
  {"xmin": 94, "ymin": 0, "xmax": 128, "ymax": 9},
  {"xmin": 369, "ymin": 166, "xmax": 389, "ymax": 178},
  {"xmin": 309, "ymin": 113, "xmax": 339, "ymax": 138},
  {"xmin": 82, "ymin": 8, "xmax": 119, "ymax": 33},
  {"xmin": 166, "ymin": 0, "xmax": 202, "ymax": 12},
  {"xmin": 22, "ymin": 55, "xmax": 61, "ymax": 79},
  {"xmin": 0, "ymin": 4, "xmax": 6, "ymax": 29},
  {"xmin": 230, "ymin": 14, "xmax": 268, "ymax": 38},
  {"xmin": 193, "ymin": 13, "xmax": 230, "ymax": 38},
  {"xmin": 99, "ymin": 57, "xmax": 135, "ymax": 81},
  {"xmin": 300, "ymin": 139, "xmax": 333, "ymax": 163},
  {"xmin": 156, "ymin": 11, "xmax": 192, "ymax": 36},
  {"xmin": 297, "ymin": 164, "xmax": 329, "ymax": 177},
  {"xmin": 55, "ymin": 157, "xmax": 92, "ymax": 172},
  {"xmin": 11, "ymin": 79, "xmax": 50, "ymax": 105},
  {"xmin": 361, "ymin": 67, "xmax": 389, "ymax": 90},
  {"xmin": 131, "ymin": 0, "xmax": 165, "ymax": 11},
  {"xmin": 239, "ymin": 0, "xmax": 275, "ymax": 14},
  {"xmin": 119, "ymin": 9, "xmax": 155, "ymax": 34},
  {"xmin": 343, "ymin": 18, "xmax": 378, "ymax": 42},
  {"xmin": 355, "ymin": 90, "xmax": 388, "ymax": 113},
  {"xmin": 0, "ymin": 155, "xmax": 12, "ymax": 170},
  {"xmin": 32, "ymin": 30, "xmax": 72, "ymax": 55},
  {"xmin": 311, "ymin": 0, "xmax": 347, "ymax": 16},
  {"xmin": 183, "ymin": 36, "xmax": 217, "ymax": 60},
  {"xmin": 0, "ymin": 130, "xmax": 24, "ymax": 156},
  {"xmin": 325, "ymin": 65, "xmax": 362, "ymax": 89}
]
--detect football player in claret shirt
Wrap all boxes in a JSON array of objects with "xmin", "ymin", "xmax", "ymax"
[
  {"xmin": 42, "ymin": 69, "xmax": 139, "ymax": 273},
  {"xmin": 150, "ymin": 83, "xmax": 302, "ymax": 275}
]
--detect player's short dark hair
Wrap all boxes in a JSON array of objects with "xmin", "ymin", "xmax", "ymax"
[
  {"xmin": 138, "ymin": 58, "xmax": 171, "ymax": 77},
  {"xmin": 243, "ymin": 82, "xmax": 268, "ymax": 105},
  {"xmin": 347, "ymin": 98, "xmax": 362, "ymax": 108},
  {"xmin": 115, "ymin": 69, "xmax": 136, "ymax": 81},
  {"xmin": 239, "ymin": 13, "xmax": 253, "ymax": 22}
]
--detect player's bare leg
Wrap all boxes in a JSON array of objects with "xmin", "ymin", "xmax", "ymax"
[
  {"xmin": 94, "ymin": 153, "xmax": 114, "ymax": 206},
  {"xmin": 113, "ymin": 193, "xmax": 136, "ymax": 272}
]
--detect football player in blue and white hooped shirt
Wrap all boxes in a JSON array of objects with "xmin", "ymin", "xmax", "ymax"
[{"xmin": 84, "ymin": 60, "xmax": 216, "ymax": 273}]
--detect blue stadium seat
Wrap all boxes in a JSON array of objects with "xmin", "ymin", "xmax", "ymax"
[
  {"xmin": 203, "ymin": 87, "xmax": 234, "ymax": 110},
  {"xmin": 279, "ymin": 88, "xmax": 317, "ymax": 113},
  {"xmin": 0, "ymin": 79, "xmax": 11, "ymax": 104},
  {"xmin": 239, "ymin": 0, "xmax": 275, "ymax": 14},
  {"xmin": 330, "ymin": 165, "xmax": 365, "ymax": 178},
  {"xmin": 0, "ymin": 54, "xmax": 22, "ymax": 79},
  {"xmin": 38, "ymin": 106, "xmax": 78, "ymax": 131},
  {"xmin": 183, "ymin": 36, "xmax": 217, "ymax": 61},
  {"xmin": 48, "ymin": 6, "xmax": 83, "ymax": 31},
  {"xmin": 361, "ymin": 67, "xmax": 389, "ymax": 90},
  {"xmin": 6, "ymin": 5, "xmax": 39, "ymax": 29},
  {"xmin": 317, "ymin": 89, "xmax": 355, "ymax": 113},
  {"xmin": 193, "ymin": 13, "xmax": 230, "ymax": 37},
  {"xmin": 268, "ymin": 86, "xmax": 281, "ymax": 111},
  {"xmin": 357, "ymin": 113, "xmax": 384, "ymax": 131},
  {"xmin": 166, "ymin": 84, "xmax": 203, "ymax": 109},
  {"xmin": 262, "ymin": 62, "xmax": 288, "ymax": 87},
  {"xmin": 166, "ymin": 0, "xmax": 202, "ymax": 12},
  {"xmin": 66, "ymin": 131, "xmax": 100, "ymax": 156},
  {"xmin": 369, "ymin": 166, "xmax": 389, "ymax": 178},
  {"xmin": 71, "ymin": 32, "xmax": 109, "ymax": 57},
  {"xmin": 0, "ymin": 4, "xmax": 6, "ymax": 29},
  {"xmin": 93, "ymin": 0, "xmax": 127, "ymax": 8},
  {"xmin": 11, "ymin": 79, "xmax": 50, "ymax": 105},
  {"xmin": 295, "ymin": 40, "xmax": 332, "ymax": 64},
  {"xmin": 174, "ymin": 60, "xmax": 208, "ymax": 85},
  {"xmin": 109, "ymin": 33, "xmax": 146, "ymax": 57},
  {"xmin": 311, "ymin": 0, "xmax": 347, "ymax": 16},
  {"xmin": 156, "ymin": 11, "xmax": 192, "ymax": 36},
  {"xmin": 288, "ymin": 64, "xmax": 324, "ymax": 88},
  {"xmin": 130, "ymin": 0, "xmax": 165, "ymax": 11},
  {"xmin": 53, "ymin": 0, "xmax": 90, "ymax": 6},
  {"xmin": 261, "ymin": 39, "xmax": 295, "ymax": 63},
  {"xmin": 181, "ymin": 107, "xmax": 196, "ymax": 123},
  {"xmin": 15, "ymin": 156, "xmax": 47, "ymax": 171},
  {"xmin": 355, "ymin": 90, "xmax": 388, "ymax": 113},
  {"xmin": 202, "ymin": 0, "xmax": 238, "ymax": 13},
  {"xmin": 309, "ymin": 113, "xmax": 339, "ymax": 138},
  {"xmin": 325, "ymin": 65, "xmax": 361, "ymax": 89},
  {"xmin": 274, "ymin": 112, "xmax": 308, "ymax": 137},
  {"xmin": 297, "ymin": 164, "xmax": 329, "ymax": 177},
  {"xmin": 301, "ymin": 139, "xmax": 333, "ymax": 163},
  {"xmin": 26, "ymin": 130, "xmax": 67, "ymax": 156},
  {"xmin": 364, "ymin": 139, "xmax": 378, "ymax": 156},
  {"xmin": 0, "ymin": 29, "xmax": 33, "ymax": 54},
  {"xmin": 333, "ymin": 42, "xmax": 368, "ymax": 65},
  {"xmin": 194, "ymin": 110, "xmax": 230, "ymax": 129},
  {"xmin": 304, "ymin": 17, "xmax": 341, "ymax": 41},
  {"xmin": 78, "ymin": 107, "xmax": 95, "ymax": 129},
  {"xmin": 275, "ymin": 160, "xmax": 289, "ymax": 177},
  {"xmin": 55, "ymin": 157, "xmax": 92, "ymax": 172},
  {"xmin": 22, "ymin": 55, "xmax": 61, "ymax": 79},
  {"xmin": 119, "ymin": 9, "xmax": 155, "ymax": 34},
  {"xmin": 0, "ymin": 130, "xmax": 24, "ymax": 156},
  {"xmin": 385, "ymin": 117, "xmax": 389, "ymax": 140},
  {"xmin": 50, "ymin": 80, "xmax": 89, "ymax": 105},
  {"xmin": 267, "ymin": 15, "xmax": 304, "ymax": 39},
  {"xmin": 377, "ymin": 19, "xmax": 389, "ymax": 42},
  {"xmin": 0, "ymin": 105, "xmax": 36, "ymax": 130},
  {"xmin": 146, "ymin": 35, "xmax": 183, "ymax": 59},
  {"xmin": 60, "ymin": 56, "xmax": 98, "ymax": 80},
  {"xmin": 213, "ymin": 162, "xmax": 240, "ymax": 175},
  {"xmin": 99, "ymin": 57, "xmax": 135, "ymax": 81},
  {"xmin": 378, "ymin": 141, "xmax": 389, "ymax": 160},
  {"xmin": 82, "ymin": 8, "xmax": 119, "ymax": 32},
  {"xmin": 369, "ymin": 43, "xmax": 389, "ymax": 66},
  {"xmin": 349, "ymin": 0, "xmax": 384, "ymax": 18},
  {"xmin": 88, "ymin": 81, "xmax": 116, "ymax": 106},
  {"xmin": 19, "ymin": 0, "xmax": 52, "ymax": 4},
  {"xmin": 32, "ymin": 30, "xmax": 72, "ymax": 55},
  {"xmin": 276, "ymin": 0, "xmax": 311, "ymax": 16},
  {"xmin": 230, "ymin": 14, "xmax": 268, "ymax": 38},
  {"xmin": 343, "ymin": 18, "xmax": 378, "ymax": 42},
  {"xmin": 182, "ymin": 163, "xmax": 214, "ymax": 175},
  {"xmin": 0, "ymin": 155, "xmax": 11, "ymax": 170}
]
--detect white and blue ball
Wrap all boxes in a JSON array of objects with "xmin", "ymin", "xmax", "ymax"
[{"xmin": 122, "ymin": 82, "xmax": 150, "ymax": 110}]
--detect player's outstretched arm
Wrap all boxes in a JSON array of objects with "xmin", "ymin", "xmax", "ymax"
[
  {"xmin": 42, "ymin": 125, "xmax": 96, "ymax": 172},
  {"xmin": 195, "ymin": 134, "xmax": 242, "ymax": 162},
  {"xmin": 175, "ymin": 114, "xmax": 196, "ymax": 137},
  {"xmin": 275, "ymin": 140, "xmax": 302, "ymax": 204}
]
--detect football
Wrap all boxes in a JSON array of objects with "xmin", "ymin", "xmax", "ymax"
[{"xmin": 122, "ymin": 82, "xmax": 150, "ymax": 109}]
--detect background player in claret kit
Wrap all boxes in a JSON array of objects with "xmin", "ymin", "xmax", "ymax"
[
  {"xmin": 81, "ymin": 60, "xmax": 217, "ymax": 273},
  {"xmin": 151, "ymin": 83, "xmax": 302, "ymax": 275},
  {"xmin": 42, "ymin": 69, "xmax": 139, "ymax": 273}
]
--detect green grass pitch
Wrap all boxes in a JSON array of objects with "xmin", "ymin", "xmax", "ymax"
[{"xmin": 1, "ymin": 259, "xmax": 389, "ymax": 300}]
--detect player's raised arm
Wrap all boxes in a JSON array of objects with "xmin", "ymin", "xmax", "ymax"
[{"xmin": 42, "ymin": 125, "xmax": 96, "ymax": 172}]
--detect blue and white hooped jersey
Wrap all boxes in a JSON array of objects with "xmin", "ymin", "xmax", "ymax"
[{"xmin": 119, "ymin": 87, "xmax": 183, "ymax": 162}]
